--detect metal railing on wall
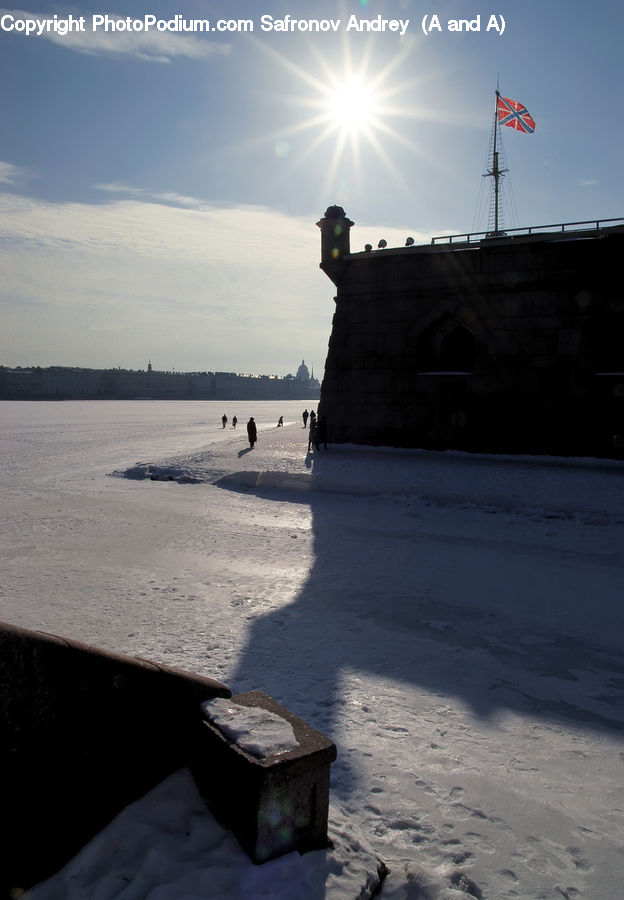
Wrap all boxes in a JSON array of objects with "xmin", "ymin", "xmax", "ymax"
[{"xmin": 429, "ymin": 217, "xmax": 624, "ymax": 246}]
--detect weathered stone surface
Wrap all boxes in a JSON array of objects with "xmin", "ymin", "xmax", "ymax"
[{"xmin": 192, "ymin": 690, "xmax": 337, "ymax": 864}]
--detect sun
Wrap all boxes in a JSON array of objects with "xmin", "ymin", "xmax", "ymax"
[
  {"xmin": 329, "ymin": 77, "xmax": 376, "ymax": 135},
  {"xmin": 251, "ymin": 36, "xmax": 433, "ymax": 201}
]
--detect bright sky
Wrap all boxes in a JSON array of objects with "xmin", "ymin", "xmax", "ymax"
[{"xmin": 1, "ymin": 0, "xmax": 622, "ymax": 374}]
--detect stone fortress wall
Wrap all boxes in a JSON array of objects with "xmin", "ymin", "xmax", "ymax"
[{"xmin": 317, "ymin": 207, "xmax": 624, "ymax": 457}]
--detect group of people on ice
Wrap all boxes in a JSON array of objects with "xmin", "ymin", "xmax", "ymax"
[
  {"xmin": 220, "ymin": 409, "xmax": 328, "ymax": 451},
  {"xmin": 303, "ymin": 409, "xmax": 328, "ymax": 452},
  {"xmin": 221, "ymin": 413, "xmax": 257, "ymax": 447}
]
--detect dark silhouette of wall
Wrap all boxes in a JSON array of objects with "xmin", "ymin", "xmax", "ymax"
[
  {"xmin": 0, "ymin": 621, "xmax": 230, "ymax": 893},
  {"xmin": 317, "ymin": 208, "xmax": 624, "ymax": 458}
]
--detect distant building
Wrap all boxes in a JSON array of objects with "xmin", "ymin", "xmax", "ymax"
[
  {"xmin": 0, "ymin": 362, "xmax": 320, "ymax": 402},
  {"xmin": 317, "ymin": 206, "xmax": 624, "ymax": 458},
  {"xmin": 296, "ymin": 359, "xmax": 310, "ymax": 380}
]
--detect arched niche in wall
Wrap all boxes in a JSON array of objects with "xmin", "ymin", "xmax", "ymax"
[
  {"xmin": 412, "ymin": 316, "xmax": 476, "ymax": 373},
  {"xmin": 438, "ymin": 323, "xmax": 476, "ymax": 372}
]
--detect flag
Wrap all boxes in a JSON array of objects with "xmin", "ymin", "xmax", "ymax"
[{"xmin": 497, "ymin": 94, "xmax": 535, "ymax": 134}]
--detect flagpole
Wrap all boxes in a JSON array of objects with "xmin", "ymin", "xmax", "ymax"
[
  {"xmin": 493, "ymin": 89, "xmax": 500, "ymax": 234},
  {"xmin": 482, "ymin": 85, "xmax": 533, "ymax": 236},
  {"xmin": 484, "ymin": 86, "xmax": 508, "ymax": 236}
]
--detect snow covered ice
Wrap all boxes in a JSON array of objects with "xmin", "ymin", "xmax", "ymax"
[{"xmin": 1, "ymin": 400, "xmax": 623, "ymax": 898}]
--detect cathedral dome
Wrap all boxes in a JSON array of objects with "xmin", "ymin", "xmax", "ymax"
[{"xmin": 296, "ymin": 359, "xmax": 310, "ymax": 380}]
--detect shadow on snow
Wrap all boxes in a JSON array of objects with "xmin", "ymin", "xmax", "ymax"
[{"xmin": 216, "ymin": 449, "xmax": 624, "ymax": 788}]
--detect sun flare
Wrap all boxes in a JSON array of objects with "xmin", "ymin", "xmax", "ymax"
[
  {"xmin": 252, "ymin": 36, "xmax": 437, "ymax": 203},
  {"xmin": 329, "ymin": 77, "xmax": 376, "ymax": 134}
]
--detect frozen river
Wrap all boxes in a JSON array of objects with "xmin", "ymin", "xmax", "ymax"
[
  {"xmin": 0, "ymin": 400, "xmax": 313, "ymax": 663},
  {"xmin": 2, "ymin": 400, "xmax": 624, "ymax": 899}
]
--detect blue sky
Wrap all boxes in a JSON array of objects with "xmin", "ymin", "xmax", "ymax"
[{"xmin": 1, "ymin": 0, "xmax": 622, "ymax": 374}]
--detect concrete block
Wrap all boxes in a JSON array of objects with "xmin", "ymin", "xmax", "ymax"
[
  {"xmin": 192, "ymin": 690, "xmax": 336, "ymax": 864},
  {"xmin": 0, "ymin": 620, "xmax": 231, "ymax": 893}
]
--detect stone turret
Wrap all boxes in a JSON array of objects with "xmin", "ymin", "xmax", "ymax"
[{"xmin": 316, "ymin": 205, "xmax": 354, "ymax": 285}]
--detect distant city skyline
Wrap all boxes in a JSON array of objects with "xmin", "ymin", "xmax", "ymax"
[
  {"xmin": 1, "ymin": 358, "xmax": 319, "ymax": 378},
  {"xmin": 1, "ymin": 1, "xmax": 622, "ymax": 374},
  {"xmin": 0, "ymin": 360, "xmax": 321, "ymax": 401}
]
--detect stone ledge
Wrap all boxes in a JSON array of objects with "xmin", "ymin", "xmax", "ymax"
[
  {"xmin": 1, "ymin": 622, "xmax": 337, "ymax": 887},
  {"xmin": 0, "ymin": 620, "xmax": 231, "ymax": 893},
  {"xmin": 192, "ymin": 690, "xmax": 337, "ymax": 863}
]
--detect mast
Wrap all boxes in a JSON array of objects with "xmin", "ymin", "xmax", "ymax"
[{"xmin": 484, "ymin": 88, "xmax": 508, "ymax": 236}]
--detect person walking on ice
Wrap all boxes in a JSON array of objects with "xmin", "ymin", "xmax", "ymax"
[
  {"xmin": 221, "ymin": 414, "xmax": 228, "ymax": 429},
  {"xmin": 247, "ymin": 416, "xmax": 257, "ymax": 449}
]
